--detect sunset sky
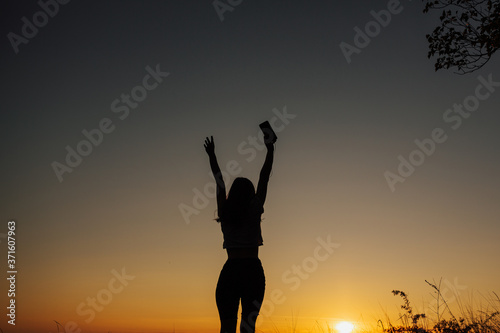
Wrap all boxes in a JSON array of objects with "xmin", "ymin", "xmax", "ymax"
[{"xmin": 1, "ymin": 1, "xmax": 500, "ymax": 332}]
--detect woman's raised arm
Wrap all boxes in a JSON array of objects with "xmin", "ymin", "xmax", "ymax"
[
  {"xmin": 204, "ymin": 136, "xmax": 226, "ymax": 214},
  {"xmin": 256, "ymin": 142, "xmax": 274, "ymax": 205}
]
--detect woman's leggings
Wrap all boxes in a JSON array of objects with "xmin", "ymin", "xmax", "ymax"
[{"xmin": 216, "ymin": 258, "xmax": 265, "ymax": 333}]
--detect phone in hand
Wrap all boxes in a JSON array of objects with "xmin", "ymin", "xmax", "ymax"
[{"xmin": 259, "ymin": 121, "xmax": 277, "ymax": 144}]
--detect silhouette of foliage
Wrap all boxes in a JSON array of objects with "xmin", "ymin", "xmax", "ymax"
[
  {"xmin": 387, "ymin": 290, "xmax": 427, "ymax": 333},
  {"xmin": 384, "ymin": 284, "xmax": 500, "ymax": 333},
  {"xmin": 422, "ymin": 0, "xmax": 500, "ymax": 74}
]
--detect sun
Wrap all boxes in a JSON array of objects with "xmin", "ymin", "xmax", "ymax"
[{"xmin": 335, "ymin": 321, "xmax": 355, "ymax": 333}]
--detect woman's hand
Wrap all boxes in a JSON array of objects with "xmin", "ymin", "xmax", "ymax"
[{"xmin": 204, "ymin": 136, "xmax": 215, "ymax": 156}]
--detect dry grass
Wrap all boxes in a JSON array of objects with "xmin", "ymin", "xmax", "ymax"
[{"xmin": 377, "ymin": 280, "xmax": 500, "ymax": 333}]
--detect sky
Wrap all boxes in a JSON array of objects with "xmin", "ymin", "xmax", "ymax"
[{"xmin": 1, "ymin": 1, "xmax": 500, "ymax": 332}]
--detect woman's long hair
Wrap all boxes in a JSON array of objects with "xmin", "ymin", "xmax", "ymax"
[{"xmin": 217, "ymin": 177, "xmax": 256, "ymax": 223}]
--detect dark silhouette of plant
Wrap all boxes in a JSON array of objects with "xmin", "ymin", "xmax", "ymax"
[
  {"xmin": 433, "ymin": 311, "xmax": 499, "ymax": 333},
  {"xmin": 433, "ymin": 317, "xmax": 473, "ymax": 333},
  {"xmin": 384, "ymin": 283, "xmax": 500, "ymax": 333},
  {"xmin": 425, "ymin": 279, "xmax": 457, "ymax": 323},
  {"xmin": 387, "ymin": 290, "xmax": 427, "ymax": 333},
  {"xmin": 422, "ymin": 0, "xmax": 500, "ymax": 74},
  {"xmin": 54, "ymin": 321, "xmax": 64, "ymax": 333}
]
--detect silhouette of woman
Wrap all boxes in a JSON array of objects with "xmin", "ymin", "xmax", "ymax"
[{"xmin": 204, "ymin": 134, "xmax": 275, "ymax": 333}]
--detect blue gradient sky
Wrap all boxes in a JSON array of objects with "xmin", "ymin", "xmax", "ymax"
[{"xmin": 1, "ymin": 1, "xmax": 499, "ymax": 332}]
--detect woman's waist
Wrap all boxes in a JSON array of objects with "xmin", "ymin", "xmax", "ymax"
[{"xmin": 226, "ymin": 246, "xmax": 259, "ymax": 259}]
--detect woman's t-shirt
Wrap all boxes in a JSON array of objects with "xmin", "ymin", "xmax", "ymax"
[{"xmin": 220, "ymin": 197, "xmax": 264, "ymax": 249}]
